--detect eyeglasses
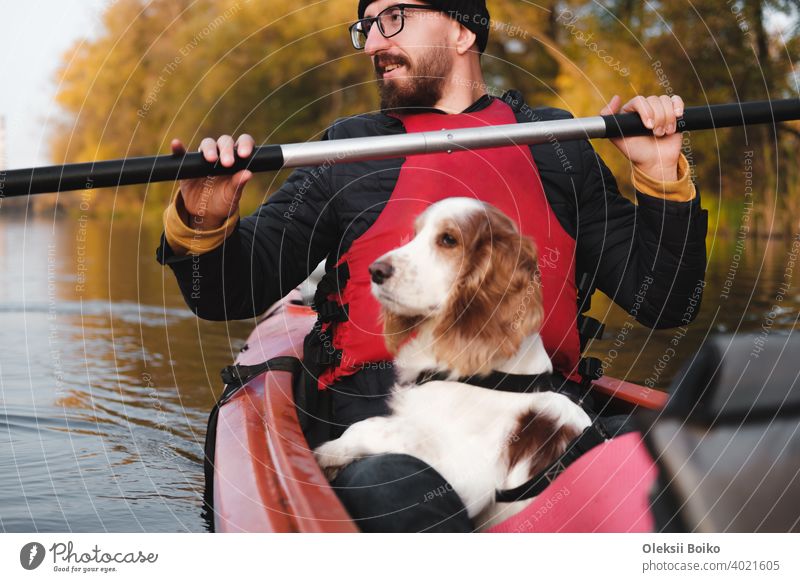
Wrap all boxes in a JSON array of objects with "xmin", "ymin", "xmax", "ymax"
[{"xmin": 349, "ymin": 4, "xmax": 442, "ymax": 50}]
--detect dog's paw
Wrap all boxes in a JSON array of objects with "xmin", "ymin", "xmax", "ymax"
[
  {"xmin": 321, "ymin": 464, "xmax": 345, "ymax": 482},
  {"xmin": 314, "ymin": 441, "xmax": 353, "ymax": 482}
]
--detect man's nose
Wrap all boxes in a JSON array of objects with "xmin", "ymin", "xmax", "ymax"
[
  {"xmin": 365, "ymin": 23, "xmax": 391, "ymax": 56},
  {"xmin": 369, "ymin": 260, "xmax": 394, "ymax": 285}
]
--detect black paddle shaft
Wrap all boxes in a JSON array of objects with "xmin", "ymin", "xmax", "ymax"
[
  {"xmin": 0, "ymin": 144, "xmax": 285, "ymax": 199},
  {"xmin": 601, "ymin": 98, "xmax": 800, "ymax": 137},
  {"xmin": 0, "ymin": 98, "xmax": 797, "ymax": 198}
]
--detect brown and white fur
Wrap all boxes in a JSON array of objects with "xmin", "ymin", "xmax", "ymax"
[{"xmin": 314, "ymin": 198, "xmax": 591, "ymax": 529}]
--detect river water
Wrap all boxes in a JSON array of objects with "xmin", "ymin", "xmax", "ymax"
[
  {"xmin": 1, "ymin": 209, "xmax": 798, "ymax": 532},
  {"xmin": 0, "ymin": 213, "xmax": 251, "ymax": 532}
]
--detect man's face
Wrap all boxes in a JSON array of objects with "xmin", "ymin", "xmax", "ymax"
[{"xmin": 362, "ymin": 0, "xmax": 455, "ymax": 111}]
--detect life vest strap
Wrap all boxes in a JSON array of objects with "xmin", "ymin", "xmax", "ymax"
[
  {"xmin": 304, "ymin": 323, "xmax": 343, "ymax": 367},
  {"xmin": 578, "ymin": 356, "xmax": 604, "ymax": 380},
  {"xmin": 315, "ymin": 300, "xmax": 349, "ymax": 323},
  {"xmin": 218, "ymin": 356, "xmax": 302, "ymax": 406},
  {"xmin": 414, "ymin": 369, "xmax": 560, "ymax": 394},
  {"xmin": 578, "ymin": 315, "xmax": 606, "ymax": 351}
]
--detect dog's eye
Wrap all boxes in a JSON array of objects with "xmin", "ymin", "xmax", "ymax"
[{"xmin": 438, "ymin": 233, "xmax": 458, "ymax": 248}]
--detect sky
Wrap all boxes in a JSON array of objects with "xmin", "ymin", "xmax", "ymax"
[{"xmin": 0, "ymin": 0, "xmax": 109, "ymax": 169}]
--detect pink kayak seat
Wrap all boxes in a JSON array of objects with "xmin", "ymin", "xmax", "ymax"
[{"xmin": 487, "ymin": 432, "xmax": 657, "ymax": 533}]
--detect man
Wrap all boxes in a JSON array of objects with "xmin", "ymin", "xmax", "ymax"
[{"xmin": 158, "ymin": 0, "xmax": 707, "ymax": 532}]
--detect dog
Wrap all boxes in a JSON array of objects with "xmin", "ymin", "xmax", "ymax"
[{"xmin": 314, "ymin": 197, "xmax": 592, "ymax": 529}]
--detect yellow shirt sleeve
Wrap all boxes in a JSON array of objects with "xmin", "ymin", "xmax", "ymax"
[
  {"xmin": 631, "ymin": 152, "xmax": 696, "ymax": 202},
  {"xmin": 163, "ymin": 191, "xmax": 239, "ymax": 256}
]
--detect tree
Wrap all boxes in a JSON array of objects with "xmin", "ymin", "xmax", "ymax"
[{"xmin": 49, "ymin": 0, "xmax": 799, "ymax": 228}]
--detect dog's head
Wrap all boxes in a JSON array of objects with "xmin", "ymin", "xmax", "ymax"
[{"xmin": 369, "ymin": 197, "xmax": 543, "ymax": 376}]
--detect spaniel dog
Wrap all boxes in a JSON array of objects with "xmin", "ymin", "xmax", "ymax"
[{"xmin": 314, "ymin": 198, "xmax": 591, "ymax": 529}]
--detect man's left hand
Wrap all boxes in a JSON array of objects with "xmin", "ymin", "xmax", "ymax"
[{"xmin": 600, "ymin": 94, "xmax": 684, "ymax": 182}]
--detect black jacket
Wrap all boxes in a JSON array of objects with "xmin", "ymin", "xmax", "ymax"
[
  {"xmin": 158, "ymin": 91, "xmax": 707, "ymax": 431},
  {"xmin": 157, "ymin": 91, "xmax": 707, "ymax": 332}
]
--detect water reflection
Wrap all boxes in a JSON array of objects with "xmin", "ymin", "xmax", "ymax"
[
  {"xmin": 586, "ymin": 233, "xmax": 800, "ymax": 387},
  {"xmin": 0, "ymin": 214, "xmax": 250, "ymax": 532}
]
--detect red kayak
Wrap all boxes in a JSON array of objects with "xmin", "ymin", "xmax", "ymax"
[{"xmin": 209, "ymin": 293, "xmax": 666, "ymax": 532}]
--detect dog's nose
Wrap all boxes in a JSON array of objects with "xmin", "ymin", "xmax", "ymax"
[{"xmin": 369, "ymin": 260, "xmax": 394, "ymax": 285}]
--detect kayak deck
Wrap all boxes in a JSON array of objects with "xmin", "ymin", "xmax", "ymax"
[{"xmin": 214, "ymin": 293, "xmax": 357, "ymax": 532}]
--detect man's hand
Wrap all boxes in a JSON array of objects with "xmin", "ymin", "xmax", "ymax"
[
  {"xmin": 170, "ymin": 134, "xmax": 255, "ymax": 231},
  {"xmin": 600, "ymin": 94, "xmax": 684, "ymax": 182}
]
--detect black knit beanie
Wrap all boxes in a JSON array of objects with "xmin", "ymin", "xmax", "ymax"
[{"xmin": 357, "ymin": 1, "xmax": 491, "ymax": 53}]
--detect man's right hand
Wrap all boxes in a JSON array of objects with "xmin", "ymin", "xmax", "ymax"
[{"xmin": 170, "ymin": 134, "xmax": 255, "ymax": 231}]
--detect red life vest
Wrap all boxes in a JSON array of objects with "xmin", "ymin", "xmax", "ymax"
[{"xmin": 318, "ymin": 99, "xmax": 582, "ymax": 387}]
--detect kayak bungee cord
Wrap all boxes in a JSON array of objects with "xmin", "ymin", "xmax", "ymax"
[{"xmin": 0, "ymin": 98, "xmax": 798, "ymax": 198}]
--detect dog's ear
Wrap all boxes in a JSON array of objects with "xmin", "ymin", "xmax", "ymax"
[
  {"xmin": 433, "ymin": 206, "xmax": 543, "ymax": 376},
  {"xmin": 381, "ymin": 309, "xmax": 424, "ymax": 355}
]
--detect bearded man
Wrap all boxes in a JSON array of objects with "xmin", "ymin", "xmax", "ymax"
[{"xmin": 158, "ymin": 0, "xmax": 707, "ymax": 532}]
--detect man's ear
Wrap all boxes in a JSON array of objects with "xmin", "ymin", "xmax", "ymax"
[{"xmin": 454, "ymin": 24, "xmax": 477, "ymax": 55}]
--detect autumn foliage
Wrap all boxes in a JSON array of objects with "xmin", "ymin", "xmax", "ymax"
[{"xmin": 50, "ymin": 0, "xmax": 799, "ymax": 230}]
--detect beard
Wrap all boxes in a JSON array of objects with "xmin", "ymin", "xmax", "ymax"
[{"xmin": 376, "ymin": 45, "xmax": 453, "ymax": 113}]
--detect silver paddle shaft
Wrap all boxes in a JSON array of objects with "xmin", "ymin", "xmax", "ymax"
[{"xmin": 281, "ymin": 116, "xmax": 607, "ymax": 166}]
